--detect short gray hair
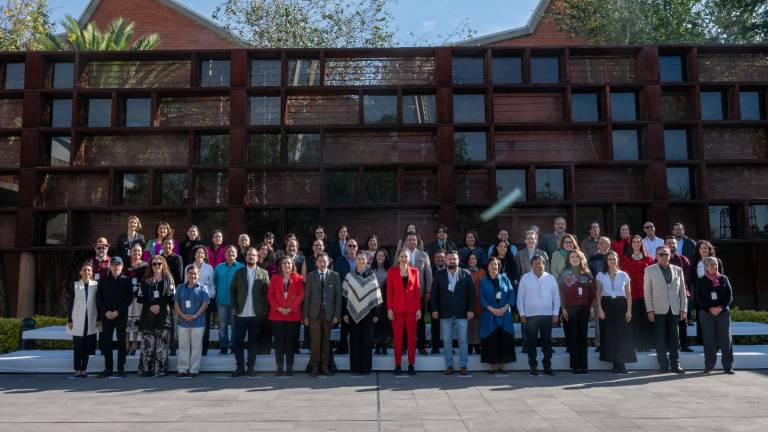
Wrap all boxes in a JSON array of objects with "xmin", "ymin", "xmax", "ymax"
[{"xmin": 703, "ymin": 256, "xmax": 719, "ymax": 267}]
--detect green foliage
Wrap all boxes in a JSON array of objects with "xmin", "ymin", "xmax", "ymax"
[
  {"xmin": 0, "ymin": 0, "xmax": 53, "ymax": 51},
  {"xmin": 40, "ymin": 16, "xmax": 160, "ymax": 51},
  {"xmin": 0, "ymin": 317, "xmax": 21, "ymax": 353},
  {"xmin": 731, "ymin": 307, "xmax": 768, "ymax": 324}
]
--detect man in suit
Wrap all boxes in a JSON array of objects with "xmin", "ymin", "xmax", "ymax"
[
  {"xmin": 644, "ymin": 245, "xmax": 688, "ymax": 374},
  {"xmin": 425, "ymin": 224, "xmax": 456, "ymax": 259},
  {"xmin": 580, "ymin": 221, "xmax": 601, "ymax": 259},
  {"xmin": 402, "ymin": 232, "xmax": 433, "ymax": 355},
  {"xmin": 671, "ymin": 222, "xmax": 696, "ymax": 265},
  {"xmin": 540, "ymin": 217, "xmax": 569, "ymax": 258},
  {"xmin": 430, "ymin": 250, "xmax": 475, "ymax": 375},
  {"xmin": 230, "ymin": 247, "xmax": 271, "ymax": 377},
  {"xmin": 333, "ymin": 238, "xmax": 358, "ymax": 354},
  {"xmin": 303, "ymin": 253, "xmax": 342, "ymax": 376}
]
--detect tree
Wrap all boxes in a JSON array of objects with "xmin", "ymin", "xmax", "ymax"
[
  {"xmin": 40, "ymin": 16, "xmax": 160, "ymax": 51},
  {"xmin": 0, "ymin": 0, "xmax": 53, "ymax": 51},
  {"xmin": 704, "ymin": 0, "xmax": 768, "ymax": 43}
]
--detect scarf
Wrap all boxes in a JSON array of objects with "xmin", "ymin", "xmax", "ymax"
[
  {"xmin": 705, "ymin": 271, "xmax": 722, "ymax": 287},
  {"xmin": 342, "ymin": 270, "xmax": 383, "ymax": 323}
]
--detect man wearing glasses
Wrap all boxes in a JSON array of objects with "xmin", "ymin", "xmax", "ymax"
[
  {"xmin": 90, "ymin": 237, "xmax": 112, "ymax": 282},
  {"xmin": 643, "ymin": 246, "xmax": 688, "ymax": 374},
  {"xmin": 642, "ymin": 222, "xmax": 665, "ymax": 259}
]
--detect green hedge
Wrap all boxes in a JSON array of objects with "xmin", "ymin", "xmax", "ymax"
[
  {"xmin": 731, "ymin": 308, "xmax": 768, "ymax": 324},
  {"xmin": 0, "ymin": 318, "xmax": 22, "ymax": 354}
]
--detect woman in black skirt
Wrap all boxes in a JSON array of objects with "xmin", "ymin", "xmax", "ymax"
[
  {"xmin": 596, "ymin": 251, "xmax": 636, "ymax": 373},
  {"xmin": 478, "ymin": 257, "xmax": 516, "ymax": 373}
]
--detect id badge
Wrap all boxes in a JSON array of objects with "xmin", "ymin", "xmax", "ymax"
[
  {"xmin": 577, "ymin": 287, "xmax": 583, "ymax": 296},
  {"xmin": 185, "ymin": 300, "xmax": 192, "ymax": 309},
  {"xmin": 131, "ymin": 278, "xmax": 138, "ymax": 286},
  {"xmin": 153, "ymin": 290, "xmax": 160, "ymax": 299},
  {"xmin": 95, "ymin": 273, "xmax": 100, "ymax": 281},
  {"xmin": 711, "ymin": 292, "xmax": 718, "ymax": 301},
  {"xmin": 495, "ymin": 292, "xmax": 502, "ymax": 300}
]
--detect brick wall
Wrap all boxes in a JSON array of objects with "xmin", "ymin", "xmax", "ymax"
[
  {"xmin": 487, "ymin": 1, "xmax": 582, "ymax": 47},
  {"xmin": 493, "ymin": 93, "xmax": 563, "ymax": 123},
  {"xmin": 324, "ymin": 132, "xmax": 437, "ymax": 164},
  {"xmin": 0, "ymin": 213, "xmax": 15, "ymax": 247},
  {"xmin": 574, "ymin": 167, "xmax": 647, "ymax": 201},
  {"xmin": 699, "ymin": 53, "xmax": 768, "ymax": 82},
  {"xmin": 0, "ymin": 136, "xmax": 20, "ymax": 168},
  {"xmin": 570, "ymin": 56, "xmax": 636, "ymax": 83},
  {"xmin": 245, "ymin": 171, "xmax": 322, "ymax": 206},
  {"xmin": 36, "ymin": 174, "xmax": 110, "ymax": 207},
  {"xmin": 707, "ymin": 166, "xmax": 768, "ymax": 200},
  {"xmin": 456, "ymin": 169, "xmax": 490, "ymax": 203},
  {"xmin": 702, "ymin": 129, "xmax": 768, "ymax": 160},
  {"xmin": 495, "ymin": 130, "xmax": 605, "ymax": 162}
]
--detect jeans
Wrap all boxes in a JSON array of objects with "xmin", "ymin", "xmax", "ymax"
[
  {"xmin": 217, "ymin": 304, "xmax": 233, "ymax": 351},
  {"xmin": 177, "ymin": 326, "xmax": 204, "ymax": 374},
  {"xmin": 440, "ymin": 317, "xmax": 468, "ymax": 368}
]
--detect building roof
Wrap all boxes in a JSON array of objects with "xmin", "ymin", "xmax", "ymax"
[
  {"xmin": 455, "ymin": 0, "xmax": 552, "ymax": 46},
  {"xmin": 78, "ymin": 0, "xmax": 249, "ymax": 47}
]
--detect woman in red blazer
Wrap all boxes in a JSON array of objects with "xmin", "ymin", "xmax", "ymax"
[
  {"xmin": 268, "ymin": 256, "xmax": 305, "ymax": 376},
  {"xmin": 386, "ymin": 249, "xmax": 422, "ymax": 375}
]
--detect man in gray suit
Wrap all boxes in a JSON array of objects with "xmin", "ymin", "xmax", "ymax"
[
  {"xmin": 303, "ymin": 253, "xmax": 342, "ymax": 376},
  {"xmin": 402, "ymin": 232, "xmax": 433, "ymax": 355},
  {"xmin": 539, "ymin": 216, "xmax": 569, "ymax": 258},
  {"xmin": 644, "ymin": 245, "xmax": 688, "ymax": 374}
]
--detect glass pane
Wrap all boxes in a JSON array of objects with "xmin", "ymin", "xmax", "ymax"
[
  {"xmin": 249, "ymin": 96, "xmax": 281, "ymax": 125},
  {"xmin": 749, "ymin": 204, "xmax": 768, "ymax": 238},
  {"xmin": 364, "ymin": 95, "xmax": 397, "ymax": 124},
  {"xmin": 659, "ymin": 55, "xmax": 684, "ymax": 82},
  {"xmin": 52, "ymin": 63, "xmax": 74, "ymax": 89},
  {"xmin": 612, "ymin": 130, "xmax": 640, "ymax": 160},
  {"xmin": 246, "ymin": 210, "xmax": 280, "ymax": 243},
  {"xmin": 287, "ymin": 133, "xmax": 321, "ymax": 164},
  {"xmin": 155, "ymin": 96, "xmax": 230, "ymax": 127},
  {"xmin": 402, "ymin": 94, "xmax": 436, "ymax": 124},
  {"xmin": 740, "ymin": 91, "xmax": 764, "ymax": 120},
  {"xmin": 76, "ymin": 135, "xmax": 188, "ymax": 167},
  {"xmin": 531, "ymin": 56, "xmax": 560, "ymax": 83},
  {"xmin": 122, "ymin": 172, "xmax": 149, "ymax": 205},
  {"xmin": 4, "ymin": 63, "xmax": 24, "ymax": 89},
  {"xmin": 49, "ymin": 136, "xmax": 71, "ymax": 167},
  {"xmin": 615, "ymin": 205, "xmax": 645, "ymax": 235},
  {"xmin": 286, "ymin": 209, "xmax": 321, "ymax": 248},
  {"xmin": 452, "ymin": 57, "xmax": 484, "ymax": 84},
  {"xmin": 251, "ymin": 59, "xmax": 281, "ymax": 86},
  {"xmin": 496, "ymin": 169, "xmax": 527, "ymax": 201},
  {"xmin": 125, "ymin": 98, "xmax": 151, "ymax": 127},
  {"xmin": 195, "ymin": 171, "xmax": 228, "ymax": 206},
  {"xmin": 572, "ymin": 93, "xmax": 600, "ymax": 122},
  {"xmin": 667, "ymin": 167, "xmax": 692, "ymax": 200},
  {"xmin": 287, "ymin": 59, "xmax": 320, "ymax": 86},
  {"xmin": 664, "ymin": 129, "xmax": 689, "ymax": 160},
  {"xmin": 454, "ymin": 131, "xmax": 487, "ymax": 161},
  {"xmin": 709, "ymin": 205, "xmax": 733, "ymax": 240},
  {"xmin": 0, "ymin": 136, "xmax": 20, "ymax": 168},
  {"xmin": 44, "ymin": 213, "xmax": 67, "ymax": 245},
  {"xmin": 453, "ymin": 94, "xmax": 486, "ymax": 123},
  {"xmin": 193, "ymin": 211, "xmax": 228, "ymax": 239},
  {"xmin": 363, "ymin": 170, "xmax": 397, "ymax": 203},
  {"xmin": 199, "ymin": 135, "xmax": 229, "ymax": 165},
  {"xmin": 160, "ymin": 172, "xmax": 188, "ymax": 205},
  {"xmin": 492, "ymin": 57, "xmax": 522, "ymax": 84},
  {"xmin": 0, "ymin": 174, "xmax": 19, "ymax": 206},
  {"xmin": 325, "ymin": 57, "xmax": 435, "ymax": 86},
  {"xmin": 611, "ymin": 92, "xmax": 637, "ymax": 121},
  {"xmin": 51, "ymin": 99, "xmax": 72, "ymax": 127},
  {"xmin": 700, "ymin": 91, "xmax": 725, "ymax": 120},
  {"xmin": 248, "ymin": 134, "xmax": 280, "ymax": 164},
  {"xmin": 457, "ymin": 208, "xmax": 495, "ymax": 245},
  {"xmin": 286, "ymin": 94, "xmax": 359, "ymax": 125},
  {"xmin": 200, "ymin": 60, "xmax": 230, "ymax": 87},
  {"xmin": 80, "ymin": 60, "xmax": 191, "ymax": 88},
  {"xmin": 535, "ymin": 168, "xmax": 565, "ymax": 201},
  {"xmin": 88, "ymin": 98, "xmax": 112, "ymax": 127},
  {"xmin": 325, "ymin": 171, "xmax": 358, "ymax": 205}
]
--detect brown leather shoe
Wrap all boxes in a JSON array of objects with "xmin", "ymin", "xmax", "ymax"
[
  {"xmin": 444, "ymin": 367, "xmax": 454, "ymax": 375},
  {"xmin": 460, "ymin": 367, "xmax": 469, "ymax": 376}
]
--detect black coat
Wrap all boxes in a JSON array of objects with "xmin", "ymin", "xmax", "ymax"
[
  {"xmin": 430, "ymin": 268, "xmax": 476, "ymax": 319},
  {"xmin": 162, "ymin": 253, "xmax": 184, "ymax": 286},
  {"xmin": 425, "ymin": 240, "xmax": 457, "ymax": 260},
  {"xmin": 113, "ymin": 232, "xmax": 146, "ymax": 264},
  {"xmin": 95, "ymin": 273, "xmax": 134, "ymax": 319}
]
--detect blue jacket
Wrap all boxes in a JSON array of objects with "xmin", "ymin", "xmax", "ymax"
[
  {"xmin": 213, "ymin": 261, "xmax": 244, "ymax": 306},
  {"xmin": 479, "ymin": 274, "xmax": 516, "ymax": 339}
]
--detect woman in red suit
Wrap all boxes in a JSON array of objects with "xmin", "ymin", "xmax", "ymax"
[
  {"xmin": 268, "ymin": 256, "xmax": 305, "ymax": 376},
  {"xmin": 620, "ymin": 235, "xmax": 655, "ymax": 352},
  {"xmin": 386, "ymin": 249, "xmax": 422, "ymax": 375}
]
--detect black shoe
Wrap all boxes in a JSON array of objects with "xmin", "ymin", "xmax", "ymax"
[
  {"xmin": 617, "ymin": 369, "xmax": 629, "ymax": 375},
  {"xmin": 529, "ymin": 368, "xmax": 538, "ymax": 376},
  {"xmin": 681, "ymin": 347, "xmax": 694, "ymax": 353},
  {"xmin": 219, "ymin": 349, "xmax": 228, "ymax": 356},
  {"xmin": 321, "ymin": 367, "xmax": 333, "ymax": 376},
  {"xmin": 116, "ymin": 370, "xmax": 126, "ymax": 378},
  {"xmin": 286, "ymin": 367, "xmax": 293, "ymax": 377},
  {"xmin": 702, "ymin": 369, "xmax": 712, "ymax": 374},
  {"xmin": 408, "ymin": 365, "xmax": 416, "ymax": 375},
  {"xmin": 374, "ymin": 347, "xmax": 381, "ymax": 355},
  {"xmin": 231, "ymin": 369, "xmax": 245, "ymax": 377},
  {"xmin": 671, "ymin": 366, "xmax": 686, "ymax": 374},
  {"xmin": 334, "ymin": 348, "xmax": 348, "ymax": 355},
  {"xmin": 610, "ymin": 367, "xmax": 619, "ymax": 373},
  {"xmin": 97, "ymin": 369, "xmax": 112, "ymax": 378},
  {"xmin": 275, "ymin": 370, "xmax": 283, "ymax": 377},
  {"xmin": 418, "ymin": 349, "xmax": 428, "ymax": 356},
  {"xmin": 657, "ymin": 368, "xmax": 669, "ymax": 374},
  {"xmin": 382, "ymin": 347, "xmax": 388, "ymax": 355},
  {"xmin": 724, "ymin": 369, "xmax": 735, "ymax": 375},
  {"xmin": 595, "ymin": 347, "xmax": 601, "ymax": 353},
  {"xmin": 394, "ymin": 365, "xmax": 402, "ymax": 376},
  {"xmin": 430, "ymin": 348, "xmax": 440, "ymax": 355},
  {"xmin": 521, "ymin": 346, "xmax": 528, "ymax": 354},
  {"xmin": 190, "ymin": 373, "xmax": 198, "ymax": 377},
  {"xmin": 543, "ymin": 368, "xmax": 554, "ymax": 376},
  {"xmin": 247, "ymin": 368, "xmax": 258, "ymax": 377},
  {"xmin": 309, "ymin": 370, "xmax": 318, "ymax": 377},
  {"xmin": 138, "ymin": 371, "xmax": 152, "ymax": 377}
]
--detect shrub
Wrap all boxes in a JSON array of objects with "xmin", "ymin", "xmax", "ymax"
[{"xmin": 0, "ymin": 318, "xmax": 21, "ymax": 353}]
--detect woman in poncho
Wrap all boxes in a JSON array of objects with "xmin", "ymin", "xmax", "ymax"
[{"xmin": 343, "ymin": 250, "xmax": 383, "ymax": 375}]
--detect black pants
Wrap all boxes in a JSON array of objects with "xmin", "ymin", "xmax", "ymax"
[
  {"xmin": 349, "ymin": 314, "xmax": 375, "ymax": 373},
  {"xmin": 678, "ymin": 312, "xmax": 689, "ymax": 349},
  {"xmin": 653, "ymin": 310, "xmax": 681, "ymax": 370},
  {"xmin": 337, "ymin": 320, "xmax": 349, "ymax": 352},
  {"xmin": 273, "ymin": 321, "xmax": 300, "ymax": 370},
  {"xmin": 73, "ymin": 334, "xmax": 96, "ymax": 371},
  {"xmin": 525, "ymin": 315, "xmax": 553, "ymax": 369},
  {"xmin": 416, "ymin": 297, "xmax": 427, "ymax": 350},
  {"xmin": 100, "ymin": 316, "xmax": 127, "ymax": 372},
  {"xmin": 565, "ymin": 305, "xmax": 589, "ymax": 371},
  {"xmin": 700, "ymin": 309, "xmax": 734, "ymax": 371},
  {"xmin": 631, "ymin": 299, "xmax": 654, "ymax": 351},
  {"xmin": 233, "ymin": 315, "xmax": 263, "ymax": 370},
  {"xmin": 430, "ymin": 316, "xmax": 441, "ymax": 350},
  {"xmin": 257, "ymin": 320, "xmax": 273, "ymax": 354},
  {"xmin": 202, "ymin": 302, "xmax": 215, "ymax": 356}
]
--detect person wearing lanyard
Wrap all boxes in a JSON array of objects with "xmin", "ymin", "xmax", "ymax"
[
  {"xmin": 558, "ymin": 250, "xmax": 595, "ymax": 374},
  {"xmin": 695, "ymin": 256, "xmax": 734, "ymax": 374},
  {"xmin": 303, "ymin": 253, "xmax": 342, "ymax": 376},
  {"xmin": 478, "ymin": 257, "xmax": 516, "ymax": 374},
  {"xmin": 268, "ymin": 256, "xmax": 305, "ymax": 376},
  {"xmin": 596, "ymin": 251, "xmax": 636, "ymax": 374},
  {"xmin": 124, "ymin": 244, "xmax": 148, "ymax": 356},
  {"xmin": 137, "ymin": 255, "xmax": 175, "ymax": 377},
  {"xmin": 517, "ymin": 255, "xmax": 560, "ymax": 376},
  {"xmin": 173, "ymin": 265, "xmax": 209, "ymax": 377}
]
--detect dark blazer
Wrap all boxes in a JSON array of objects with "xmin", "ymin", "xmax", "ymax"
[
  {"xmin": 430, "ymin": 268, "xmax": 476, "ymax": 319},
  {"xmin": 162, "ymin": 253, "xmax": 184, "ymax": 286},
  {"xmin": 230, "ymin": 266, "xmax": 271, "ymax": 318},
  {"xmin": 95, "ymin": 273, "xmax": 134, "ymax": 319},
  {"xmin": 328, "ymin": 240, "xmax": 348, "ymax": 259},
  {"xmin": 114, "ymin": 232, "xmax": 145, "ymax": 263},
  {"xmin": 678, "ymin": 236, "xmax": 697, "ymax": 264},
  {"xmin": 303, "ymin": 269, "xmax": 342, "ymax": 322},
  {"xmin": 425, "ymin": 240, "xmax": 457, "ymax": 259},
  {"xmin": 334, "ymin": 255, "xmax": 355, "ymax": 281}
]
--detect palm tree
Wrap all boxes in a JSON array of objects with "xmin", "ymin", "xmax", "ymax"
[{"xmin": 40, "ymin": 16, "xmax": 159, "ymax": 51}]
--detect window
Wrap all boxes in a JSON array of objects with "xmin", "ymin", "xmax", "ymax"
[
  {"xmin": 612, "ymin": 130, "xmax": 640, "ymax": 160},
  {"xmin": 160, "ymin": 172, "xmax": 188, "ymax": 205},
  {"xmin": 48, "ymin": 136, "xmax": 71, "ymax": 167},
  {"xmin": 3, "ymin": 63, "xmax": 24, "ymax": 89},
  {"xmin": 0, "ymin": 174, "xmax": 18, "ymax": 206},
  {"xmin": 251, "ymin": 59, "xmax": 281, "ymax": 86},
  {"xmin": 248, "ymin": 134, "xmax": 280, "ymax": 164},
  {"xmin": 43, "ymin": 212, "xmax": 67, "ymax": 245},
  {"xmin": 195, "ymin": 171, "xmax": 228, "ymax": 205},
  {"xmin": 667, "ymin": 167, "xmax": 693, "ymax": 200},
  {"xmin": 193, "ymin": 211, "xmax": 228, "ymax": 239},
  {"xmin": 750, "ymin": 204, "xmax": 768, "ymax": 238},
  {"xmin": 572, "ymin": 93, "xmax": 600, "ymax": 122},
  {"xmin": 124, "ymin": 98, "xmax": 151, "ymax": 127},
  {"xmin": 51, "ymin": 63, "xmax": 74, "ymax": 89},
  {"xmin": 452, "ymin": 57, "xmax": 484, "ymax": 84},
  {"xmin": 121, "ymin": 172, "xmax": 149, "ymax": 205},
  {"xmin": 496, "ymin": 169, "xmax": 527, "ymax": 201},
  {"xmin": 200, "ymin": 59, "xmax": 230, "ymax": 87},
  {"xmin": 87, "ymin": 98, "xmax": 112, "ymax": 127},
  {"xmin": 611, "ymin": 92, "xmax": 637, "ymax": 121},
  {"xmin": 287, "ymin": 133, "xmax": 321, "ymax": 164},
  {"xmin": 287, "ymin": 59, "xmax": 320, "ymax": 86},
  {"xmin": 740, "ymin": 91, "xmax": 764, "ymax": 120},
  {"xmin": 363, "ymin": 170, "xmax": 397, "ymax": 203},
  {"xmin": 535, "ymin": 168, "xmax": 565, "ymax": 201},
  {"xmin": 453, "ymin": 94, "xmax": 486, "ymax": 123},
  {"xmin": 664, "ymin": 129, "xmax": 689, "ymax": 160},
  {"xmin": 531, "ymin": 56, "xmax": 560, "ymax": 83},
  {"xmin": 402, "ymin": 94, "xmax": 436, "ymax": 124},
  {"xmin": 200, "ymin": 135, "xmax": 229, "ymax": 165},
  {"xmin": 492, "ymin": 56, "xmax": 522, "ymax": 84},
  {"xmin": 326, "ymin": 170, "xmax": 358, "ymax": 205},
  {"xmin": 454, "ymin": 131, "xmax": 487, "ymax": 161},
  {"xmin": 249, "ymin": 96, "xmax": 281, "ymax": 125},
  {"xmin": 364, "ymin": 95, "xmax": 397, "ymax": 124},
  {"xmin": 50, "ymin": 99, "xmax": 72, "ymax": 127},
  {"xmin": 709, "ymin": 205, "xmax": 733, "ymax": 240},
  {"xmin": 659, "ymin": 55, "xmax": 685, "ymax": 82},
  {"xmin": 700, "ymin": 91, "xmax": 725, "ymax": 120}
]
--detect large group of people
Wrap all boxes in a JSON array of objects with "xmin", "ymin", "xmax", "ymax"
[{"xmin": 66, "ymin": 216, "xmax": 736, "ymax": 378}]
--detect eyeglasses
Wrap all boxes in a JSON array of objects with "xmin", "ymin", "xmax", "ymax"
[
  {"xmin": 152, "ymin": 262, "xmax": 163, "ymax": 267},
  {"xmin": 644, "ymin": 225, "xmax": 654, "ymax": 229},
  {"xmin": 347, "ymin": 244, "xmax": 358, "ymax": 248}
]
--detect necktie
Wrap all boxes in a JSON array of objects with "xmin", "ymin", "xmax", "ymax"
[{"xmin": 320, "ymin": 273, "xmax": 326, "ymax": 307}]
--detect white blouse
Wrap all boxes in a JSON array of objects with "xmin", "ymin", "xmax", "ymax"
[{"xmin": 596, "ymin": 271, "xmax": 630, "ymax": 298}]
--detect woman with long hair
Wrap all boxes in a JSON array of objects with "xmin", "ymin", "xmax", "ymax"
[
  {"xmin": 550, "ymin": 233, "xmax": 581, "ymax": 280},
  {"xmin": 114, "ymin": 215, "xmax": 145, "ymax": 263},
  {"xmin": 67, "ymin": 261, "xmax": 100, "ymax": 377},
  {"xmin": 621, "ymin": 235, "xmax": 655, "ymax": 351},
  {"xmin": 479, "ymin": 256, "xmax": 516, "ymax": 373},
  {"xmin": 387, "ymin": 249, "xmax": 422, "ymax": 375},
  {"xmin": 142, "ymin": 221, "xmax": 178, "ymax": 262},
  {"xmin": 371, "ymin": 249, "xmax": 391, "ymax": 355},
  {"xmin": 558, "ymin": 250, "xmax": 595, "ymax": 374},
  {"xmin": 137, "ymin": 255, "xmax": 175, "ymax": 377},
  {"xmin": 458, "ymin": 230, "xmax": 486, "ymax": 268},
  {"xmin": 611, "ymin": 224, "xmax": 632, "ymax": 258},
  {"xmin": 364, "ymin": 235, "xmax": 380, "ymax": 266},
  {"xmin": 491, "ymin": 240, "xmax": 518, "ymax": 281},
  {"xmin": 466, "ymin": 252, "xmax": 486, "ymax": 355},
  {"xmin": 267, "ymin": 256, "xmax": 305, "ymax": 376},
  {"xmin": 596, "ymin": 251, "xmax": 636, "ymax": 373}
]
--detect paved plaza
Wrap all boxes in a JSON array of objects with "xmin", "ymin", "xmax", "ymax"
[{"xmin": 0, "ymin": 370, "xmax": 767, "ymax": 431}]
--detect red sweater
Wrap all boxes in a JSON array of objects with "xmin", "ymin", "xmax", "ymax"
[
  {"xmin": 207, "ymin": 245, "xmax": 228, "ymax": 269},
  {"xmin": 621, "ymin": 255, "xmax": 654, "ymax": 300},
  {"xmin": 611, "ymin": 239, "xmax": 631, "ymax": 256},
  {"xmin": 386, "ymin": 266, "xmax": 421, "ymax": 313},
  {"xmin": 267, "ymin": 273, "xmax": 305, "ymax": 322}
]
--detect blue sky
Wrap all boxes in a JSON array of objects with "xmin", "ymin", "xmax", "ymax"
[{"xmin": 50, "ymin": 0, "xmax": 542, "ymax": 44}]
